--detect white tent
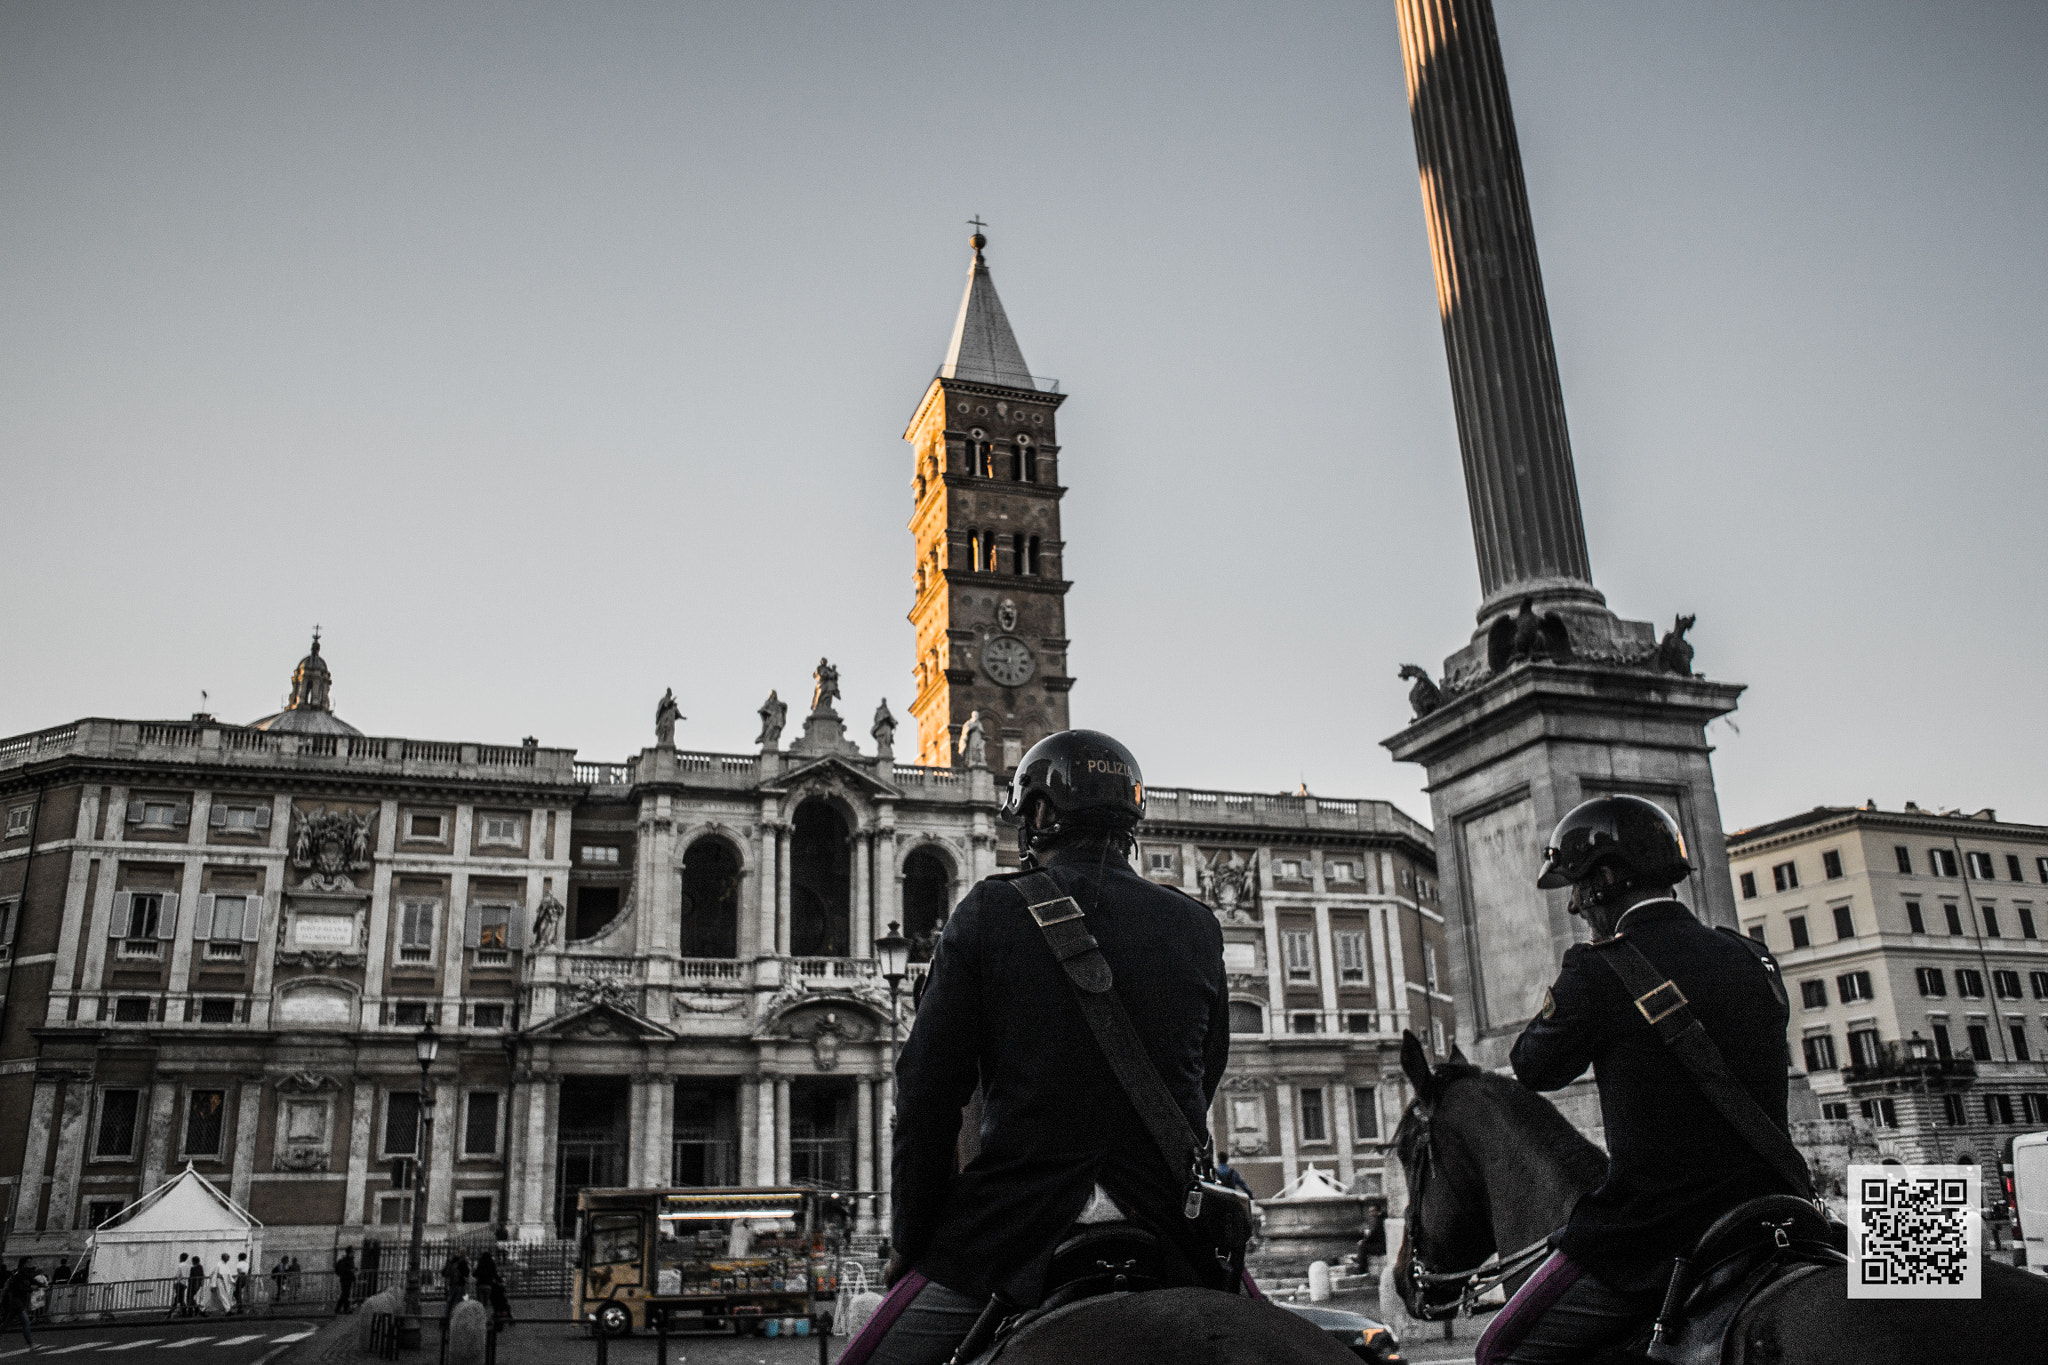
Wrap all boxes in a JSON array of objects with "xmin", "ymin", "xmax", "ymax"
[{"xmin": 86, "ymin": 1166, "xmax": 263, "ymax": 1285}]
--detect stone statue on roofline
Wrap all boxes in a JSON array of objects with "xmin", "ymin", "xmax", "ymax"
[
  {"xmin": 811, "ymin": 659, "xmax": 841, "ymax": 714},
  {"xmin": 957, "ymin": 711, "xmax": 988, "ymax": 769},
  {"xmin": 654, "ymin": 688, "xmax": 683, "ymax": 748},
  {"xmin": 871, "ymin": 699, "xmax": 897, "ymax": 759},
  {"xmin": 756, "ymin": 691, "xmax": 788, "ymax": 749}
]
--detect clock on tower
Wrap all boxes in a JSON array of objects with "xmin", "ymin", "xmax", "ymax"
[{"xmin": 901, "ymin": 230, "xmax": 1074, "ymax": 777}]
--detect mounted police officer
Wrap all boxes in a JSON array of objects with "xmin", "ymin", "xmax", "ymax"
[
  {"xmin": 1475, "ymin": 795, "xmax": 1800, "ymax": 1365},
  {"xmin": 845, "ymin": 730, "xmax": 1231, "ymax": 1365}
]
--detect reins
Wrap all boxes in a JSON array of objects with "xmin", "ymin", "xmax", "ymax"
[{"xmin": 1400, "ymin": 1084, "xmax": 1552, "ymax": 1321}]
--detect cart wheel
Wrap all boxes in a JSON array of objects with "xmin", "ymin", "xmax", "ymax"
[{"xmin": 596, "ymin": 1301, "xmax": 633, "ymax": 1337}]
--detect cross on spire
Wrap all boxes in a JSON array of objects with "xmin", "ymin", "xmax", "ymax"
[{"xmin": 967, "ymin": 216, "xmax": 986, "ymax": 234}]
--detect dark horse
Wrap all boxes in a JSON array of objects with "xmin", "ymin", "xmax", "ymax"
[
  {"xmin": 955, "ymin": 1287, "xmax": 1361, "ymax": 1364},
  {"xmin": 1391, "ymin": 1036, "xmax": 2048, "ymax": 1363}
]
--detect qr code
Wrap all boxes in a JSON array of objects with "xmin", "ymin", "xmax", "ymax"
[{"xmin": 1847, "ymin": 1163, "xmax": 1980, "ymax": 1299}]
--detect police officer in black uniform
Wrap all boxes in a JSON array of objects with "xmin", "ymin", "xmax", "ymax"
[
  {"xmin": 1474, "ymin": 795, "xmax": 1799, "ymax": 1365},
  {"xmin": 854, "ymin": 730, "xmax": 1230, "ymax": 1365}
]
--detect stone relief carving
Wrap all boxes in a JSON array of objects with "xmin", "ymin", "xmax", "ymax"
[
  {"xmin": 1225, "ymin": 972, "xmax": 1266, "ymax": 993},
  {"xmin": 1198, "ymin": 851, "xmax": 1260, "ymax": 922},
  {"xmin": 566, "ymin": 978, "xmax": 639, "ymax": 1013},
  {"xmin": 289, "ymin": 806, "xmax": 374, "ymax": 892},
  {"xmin": 670, "ymin": 993, "xmax": 747, "ymax": 1020},
  {"xmin": 272, "ymin": 1075, "xmax": 339, "ymax": 1172}
]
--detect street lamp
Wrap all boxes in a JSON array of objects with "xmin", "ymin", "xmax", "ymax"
[
  {"xmin": 402, "ymin": 1020, "xmax": 440, "ymax": 1348},
  {"xmin": 876, "ymin": 922, "xmax": 910, "ymax": 1030},
  {"xmin": 873, "ymin": 923, "xmax": 911, "ymax": 1239}
]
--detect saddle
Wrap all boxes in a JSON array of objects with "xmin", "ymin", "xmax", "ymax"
[
  {"xmin": 1637, "ymin": 1195, "xmax": 1847, "ymax": 1365},
  {"xmin": 947, "ymin": 1221, "xmax": 1183, "ymax": 1365}
]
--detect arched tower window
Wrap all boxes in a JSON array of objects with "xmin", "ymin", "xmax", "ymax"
[
  {"xmin": 790, "ymin": 800, "xmax": 851, "ymax": 957},
  {"xmin": 679, "ymin": 838, "xmax": 742, "ymax": 958},
  {"xmin": 968, "ymin": 529, "xmax": 984, "ymax": 572},
  {"xmin": 1005, "ymin": 445, "xmax": 1020, "ymax": 481},
  {"xmin": 901, "ymin": 848, "xmax": 954, "ymax": 964},
  {"xmin": 1021, "ymin": 440, "xmax": 1038, "ymax": 483},
  {"xmin": 1023, "ymin": 535, "xmax": 1041, "ymax": 576}
]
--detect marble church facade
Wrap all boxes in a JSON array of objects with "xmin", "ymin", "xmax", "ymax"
[{"xmin": 0, "ymin": 237, "xmax": 1445, "ymax": 1263}]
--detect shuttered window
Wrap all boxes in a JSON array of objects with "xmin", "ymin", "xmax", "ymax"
[
  {"xmin": 1334, "ymin": 931, "xmax": 1367, "ymax": 984},
  {"xmin": 1282, "ymin": 930, "xmax": 1314, "ymax": 983}
]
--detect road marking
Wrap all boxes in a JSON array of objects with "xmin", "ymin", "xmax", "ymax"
[
  {"xmin": 99, "ymin": 1342, "xmax": 164, "ymax": 1352},
  {"xmin": 268, "ymin": 1332, "xmax": 314, "ymax": 1342},
  {"xmin": 154, "ymin": 1341, "xmax": 213, "ymax": 1350},
  {"xmin": 0, "ymin": 1349, "xmax": 35, "ymax": 1359},
  {"xmin": 41, "ymin": 1345, "xmax": 111, "ymax": 1356},
  {"xmin": 213, "ymin": 1337, "xmax": 264, "ymax": 1347}
]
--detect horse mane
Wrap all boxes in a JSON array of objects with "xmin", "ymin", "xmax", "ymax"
[{"xmin": 1399, "ymin": 1064, "xmax": 1606, "ymax": 1187}]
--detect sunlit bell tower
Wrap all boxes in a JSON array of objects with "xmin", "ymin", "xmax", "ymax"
[{"xmin": 901, "ymin": 229, "xmax": 1073, "ymax": 777}]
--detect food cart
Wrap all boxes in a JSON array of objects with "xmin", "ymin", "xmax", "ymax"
[{"xmin": 572, "ymin": 1186, "xmax": 844, "ymax": 1338}]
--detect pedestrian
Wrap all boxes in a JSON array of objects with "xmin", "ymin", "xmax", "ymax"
[
  {"xmin": 334, "ymin": 1248, "xmax": 357, "ymax": 1315},
  {"xmin": 169, "ymin": 1253, "xmax": 190, "ymax": 1318},
  {"xmin": 210, "ymin": 1253, "xmax": 234, "ymax": 1316},
  {"xmin": 287, "ymin": 1255, "xmax": 302, "ymax": 1299},
  {"xmin": 186, "ymin": 1253, "xmax": 206, "ymax": 1317},
  {"xmin": 52, "ymin": 1257, "xmax": 71, "ymax": 1286},
  {"xmin": 273, "ymin": 1255, "xmax": 289, "ymax": 1303},
  {"xmin": 473, "ymin": 1250, "xmax": 511, "ymax": 1324},
  {"xmin": 443, "ymin": 1250, "xmax": 469, "ymax": 1315},
  {"xmin": 2, "ymin": 1259, "xmax": 36, "ymax": 1349},
  {"xmin": 233, "ymin": 1252, "xmax": 250, "ymax": 1314},
  {"xmin": 1213, "ymin": 1159, "xmax": 1254, "ymax": 1197}
]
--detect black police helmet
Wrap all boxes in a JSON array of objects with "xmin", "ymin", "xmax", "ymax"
[
  {"xmin": 1536, "ymin": 795, "xmax": 1691, "ymax": 891},
  {"xmin": 998, "ymin": 729, "xmax": 1144, "ymax": 831}
]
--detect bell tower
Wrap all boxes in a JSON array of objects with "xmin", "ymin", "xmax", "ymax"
[{"xmin": 902, "ymin": 230, "xmax": 1073, "ymax": 776}]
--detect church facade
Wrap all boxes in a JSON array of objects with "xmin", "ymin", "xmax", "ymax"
[{"xmin": 0, "ymin": 238, "xmax": 1446, "ymax": 1264}]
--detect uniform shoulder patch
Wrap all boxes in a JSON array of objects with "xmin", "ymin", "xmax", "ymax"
[{"xmin": 1540, "ymin": 988, "xmax": 1557, "ymax": 1020}]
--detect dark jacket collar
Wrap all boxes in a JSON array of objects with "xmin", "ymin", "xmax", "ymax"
[
  {"xmin": 1616, "ymin": 898, "xmax": 1693, "ymax": 932},
  {"xmin": 1035, "ymin": 841, "xmax": 1131, "ymax": 872}
]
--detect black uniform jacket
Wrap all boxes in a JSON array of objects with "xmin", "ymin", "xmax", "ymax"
[
  {"xmin": 1510, "ymin": 900, "xmax": 1796, "ymax": 1294},
  {"xmin": 891, "ymin": 844, "xmax": 1229, "ymax": 1302}
]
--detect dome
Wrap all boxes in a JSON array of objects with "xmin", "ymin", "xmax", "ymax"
[{"xmin": 248, "ymin": 631, "xmax": 361, "ymax": 736}]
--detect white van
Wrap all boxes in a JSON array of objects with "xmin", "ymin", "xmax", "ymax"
[{"xmin": 2014, "ymin": 1131, "xmax": 2048, "ymax": 1277}]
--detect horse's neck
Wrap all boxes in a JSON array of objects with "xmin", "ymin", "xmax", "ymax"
[{"xmin": 1468, "ymin": 1090, "xmax": 1600, "ymax": 1254}]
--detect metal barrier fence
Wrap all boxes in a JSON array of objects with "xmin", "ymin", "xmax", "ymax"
[{"xmin": 369, "ymin": 1311, "xmax": 400, "ymax": 1360}]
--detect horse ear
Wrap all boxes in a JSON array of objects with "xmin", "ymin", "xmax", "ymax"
[
  {"xmin": 1448, "ymin": 1042, "xmax": 1470, "ymax": 1066},
  {"xmin": 1400, "ymin": 1030, "xmax": 1436, "ymax": 1103}
]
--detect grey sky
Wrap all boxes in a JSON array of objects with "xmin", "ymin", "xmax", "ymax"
[{"xmin": 3, "ymin": 1, "xmax": 2043, "ymax": 834}]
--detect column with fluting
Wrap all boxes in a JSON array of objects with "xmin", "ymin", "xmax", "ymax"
[{"xmin": 1396, "ymin": 0, "xmax": 1604, "ymax": 620}]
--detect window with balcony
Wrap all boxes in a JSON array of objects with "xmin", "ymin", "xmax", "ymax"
[
  {"xmin": 1772, "ymin": 861, "xmax": 1799, "ymax": 892},
  {"xmin": 1932, "ymin": 1022, "xmax": 1953, "ymax": 1057},
  {"xmin": 184, "ymin": 1089, "xmax": 225, "ymax": 1157},
  {"xmin": 95, "ymin": 1089, "xmax": 140, "ymax": 1157},
  {"xmin": 1801, "ymin": 1034, "xmax": 1836, "ymax": 1071},
  {"xmin": 1823, "ymin": 850, "xmax": 1844, "ymax": 880},
  {"xmin": 1335, "ymin": 931, "xmax": 1367, "ymax": 985},
  {"xmin": 197, "ymin": 892, "xmax": 255, "ymax": 952},
  {"xmin": 1906, "ymin": 901, "xmax": 1926, "ymax": 934},
  {"xmin": 112, "ymin": 891, "xmax": 174, "ymax": 959},
  {"xmin": 398, "ymin": 900, "xmax": 437, "ymax": 964},
  {"xmin": 1967, "ymin": 1023, "xmax": 1993, "ymax": 1060},
  {"xmin": 1800, "ymin": 979, "xmax": 1828, "ymax": 1009},
  {"xmin": 1789, "ymin": 916, "xmax": 1810, "ymax": 950},
  {"xmin": 1847, "ymin": 1028, "xmax": 1882, "ymax": 1069},
  {"xmin": 1282, "ymin": 930, "xmax": 1314, "ymax": 983},
  {"xmin": 470, "ymin": 904, "xmax": 513, "ymax": 964},
  {"xmin": 1298, "ymin": 1087, "xmax": 1328, "ymax": 1143},
  {"xmin": 1916, "ymin": 967, "xmax": 1947, "ymax": 997}
]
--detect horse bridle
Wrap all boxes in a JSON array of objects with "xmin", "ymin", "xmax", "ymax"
[{"xmin": 1402, "ymin": 1102, "xmax": 1550, "ymax": 1321}]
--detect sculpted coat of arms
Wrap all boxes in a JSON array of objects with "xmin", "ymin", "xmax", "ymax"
[
  {"xmin": 290, "ymin": 806, "xmax": 375, "ymax": 892},
  {"xmin": 1199, "ymin": 850, "xmax": 1261, "ymax": 922}
]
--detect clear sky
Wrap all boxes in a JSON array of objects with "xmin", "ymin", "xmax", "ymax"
[{"xmin": 3, "ymin": 1, "xmax": 2042, "ymax": 835}]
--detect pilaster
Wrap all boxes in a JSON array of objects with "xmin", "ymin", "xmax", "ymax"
[{"xmin": 229, "ymin": 1079, "xmax": 264, "ymax": 1210}]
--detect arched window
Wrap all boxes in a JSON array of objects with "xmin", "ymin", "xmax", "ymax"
[
  {"xmin": 1023, "ymin": 535, "xmax": 1041, "ymax": 576},
  {"xmin": 790, "ymin": 800, "xmax": 850, "ymax": 957},
  {"xmin": 998, "ymin": 534, "xmax": 1013, "ymax": 573},
  {"xmin": 679, "ymin": 838, "xmax": 742, "ymax": 958},
  {"xmin": 1021, "ymin": 442, "xmax": 1038, "ymax": 483},
  {"xmin": 968, "ymin": 529, "xmax": 984, "ymax": 572},
  {"xmin": 1228, "ymin": 1001, "xmax": 1265, "ymax": 1034},
  {"xmin": 901, "ymin": 847, "xmax": 954, "ymax": 964},
  {"xmin": 1005, "ymin": 445, "xmax": 1020, "ymax": 481}
]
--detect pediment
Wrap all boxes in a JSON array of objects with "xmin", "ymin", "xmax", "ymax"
[
  {"xmin": 522, "ymin": 1000, "xmax": 677, "ymax": 1042},
  {"xmin": 767, "ymin": 754, "xmax": 901, "ymax": 798}
]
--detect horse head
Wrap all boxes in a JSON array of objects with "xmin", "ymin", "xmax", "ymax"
[{"xmin": 1391, "ymin": 1030, "xmax": 1497, "ymax": 1321}]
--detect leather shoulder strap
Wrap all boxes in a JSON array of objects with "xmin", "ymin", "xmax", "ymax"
[
  {"xmin": 1010, "ymin": 870, "xmax": 1209, "ymax": 1189},
  {"xmin": 1592, "ymin": 936, "xmax": 1815, "ymax": 1202}
]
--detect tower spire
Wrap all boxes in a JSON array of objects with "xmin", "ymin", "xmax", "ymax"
[{"xmin": 941, "ymin": 227, "xmax": 1034, "ymax": 390}]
